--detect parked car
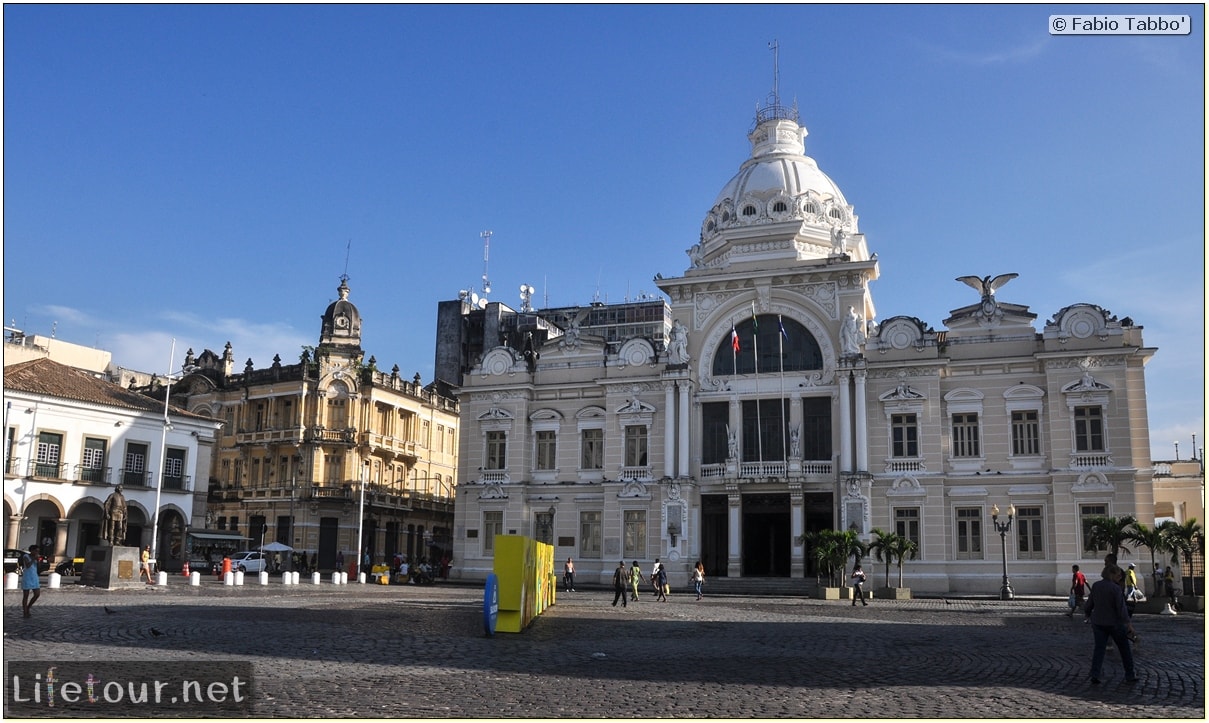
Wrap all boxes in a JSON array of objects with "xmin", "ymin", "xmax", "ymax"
[
  {"xmin": 228, "ymin": 550, "xmax": 270, "ymax": 574},
  {"xmin": 4, "ymin": 548, "xmax": 50, "ymax": 575},
  {"xmin": 55, "ymin": 557, "xmax": 85, "ymax": 576}
]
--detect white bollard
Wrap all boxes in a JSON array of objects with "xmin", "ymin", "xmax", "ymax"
[
  {"xmin": 259, "ymin": 571, "xmax": 269, "ymax": 585},
  {"xmin": 156, "ymin": 571, "xmax": 168, "ymax": 586},
  {"xmin": 4, "ymin": 572, "xmax": 17, "ymax": 590},
  {"xmin": 1161, "ymin": 603, "xmax": 1178, "ymax": 615},
  {"xmin": 291, "ymin": 571, "xmax": 300, "ymax": 585},
  {"xmin": 340, "ymin": 571, "xmax": 349, "ymax": 585},
  {"xmin": 48, "ymin": 572, "xmax": 62, "ymax": 589},
  {"xmin": 358, "ymin": 572, "xmax": 366, "ymax": 584},
  {"xmin": 234, "ymin": 570, "xmax": 245, "ymax": 586},
  {"xmin": 331, "ymin": 571, "xmax": 341, "ymax": 585},
  {"xmin": 312, "ymin": 572, "xmax": 321, "ymax": 585},
  {"xmin": 190, "ymin": 571, "xmax": 201, "ymax": 586},
  {"xmin": 224, "ymin": 571, "xmax": 234, "ymax": 586},
  {"xmin": 281, "ymin": 572, "xmax": 291, "ymax": 585}
]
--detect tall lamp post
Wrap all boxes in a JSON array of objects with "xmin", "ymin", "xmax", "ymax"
[
  {"xmin": 150, "ymin": 340, "xmax": 198, "ymax": 565},
  {"xmin": 991, "ymin": 504, "xmax": 1015, "ymax": 600}
]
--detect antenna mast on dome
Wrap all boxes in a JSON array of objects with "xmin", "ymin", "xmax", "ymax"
[{"xmin": 769, "ymin": 39, "xmax": 780, "ymax": 106}]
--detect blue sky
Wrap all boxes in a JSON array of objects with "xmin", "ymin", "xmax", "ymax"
[{"xmin": 3, "ymin": 4, "xmax": 1204, "ymax": 460}]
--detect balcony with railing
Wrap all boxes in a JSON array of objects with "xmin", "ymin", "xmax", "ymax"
[
  {"xmin": 5, "ymin": 457, "xmax": 21, "ymax": 476},
  {"xmin": 739, "ymin": 461, "xmax": 788, "ymax": 478},
  {"xmin": 361, "ymin": 432, "xmax": 418, "ymax": 458},
  {"xmin": 885, "ymin": 459, "xmax": 927, "ymax": 473},
  {"xmin": 120, "ymin": 469, "xmax": 154, "ymax": 488},
  {"xmin": 1070, "ymin": 453, "xmax": 1114, "ymax": 469},
  {"xmin": 304, "ymin": 427, "xmax": 358, "ymax": 446},
  {"xmin": 28, "ymin": 460, "xmax": 67, "ymax": 481},
  {"xmin": 74, "ymin": 465, "xmax": 111, "ymax": 485},
  {"xmin": 234, "ymin": 427, "xmax": 304, "ymax": 446},
  {"xmin": 161, "ymin": 474, "xmax": 192, "ymax": 493},
  {"xmin": 619, "ymin": 465, "xmax": 654, "ymax": 481}
]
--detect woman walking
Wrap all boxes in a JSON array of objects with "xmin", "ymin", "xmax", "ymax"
[
  {"xmin": 693, "ymin": 561, "xmax": 705, "ymax": 600},
  {"xmin": 20, "ymin": 545, "xmax": 41, "ymax": 618}
]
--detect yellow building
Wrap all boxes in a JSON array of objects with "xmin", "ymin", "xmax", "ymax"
[{"xmin": 170, "ymin": 277, "xmax": 459, "ymax": 572}]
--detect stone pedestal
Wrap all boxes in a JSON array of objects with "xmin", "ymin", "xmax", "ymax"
[{"xmin": 79, "ymin": 545, "xmax": 144, "ymax": 589}]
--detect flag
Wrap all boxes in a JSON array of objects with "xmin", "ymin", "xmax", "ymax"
[
  {"xmin": 731, "ymin": 324, "xmax": 740, "ymax": 352},
  {"xmin": 778, "ymin": 315, "xmax": 789, "ymax": 340}
]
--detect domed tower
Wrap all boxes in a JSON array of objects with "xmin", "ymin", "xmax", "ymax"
[
  {"xmin": 690, "ymin": 102, "xmax": 871, "ymax": 272},
  {"xmin": 318, "ymin": 275, "xmax": 363, "ymax": 354}
]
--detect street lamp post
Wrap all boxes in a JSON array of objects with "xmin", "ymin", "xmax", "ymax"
[{"xmin": 991, "ymin": 504, "xmax": 1015, "ymax": 600}]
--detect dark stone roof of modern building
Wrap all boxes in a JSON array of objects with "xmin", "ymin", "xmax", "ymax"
[{"xmin": 4, "ymin": 358, "xmax": 218, "ymax": 422}]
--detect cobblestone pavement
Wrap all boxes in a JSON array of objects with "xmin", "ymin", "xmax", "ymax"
[{"xmin": 2, "ymin": 578, "xmax": 1203, "ymax": 718}]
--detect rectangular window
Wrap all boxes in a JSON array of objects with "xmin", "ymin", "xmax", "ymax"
[
  {"xmin": 581, "ymin": 428, "xmax": 603, "ymax": 470},
  {"xmin": 579, "ymin": 511, "xmax": 602, "ymax": 559},
  {"xmin": 81, "ymin": 437, "xmax": 108, "ymax": 483},
  {"xmin": 535, "ymin": 511, "xmax": 554, "ymax": 546},
  {"xmin": 164, "ymin": 448, "xmax": 186, "ymax": 490},
  {"xmin": 1074, "ymin": 406, "xmax": 1104, "ymax": 452},
  {"xmin": 955, "ymin": 507, "xmax": 983, "ymax": 559},
  {"xmin": 1016, "ymin": 506, "xmax": 1044, "ymax": 559},
  {"xmin": 1080, "ymin": 504, "xmax": 1108, "ymax": 554},
  {"xmin": 436, "ymin": 425, "xmax": 445, "ymax": 453},
  {"xmin": 894, "ymin": 507, "xmax": 921, "ymax": 549},
  {"xmin": 35, "ymin": 431, "xmax": 63, "ymax": 477},
  {"xmin": 535, "ymin": 430, "xmax": 557, "ymax": 470},
  {"xmin": 1011, "ymin": 410, "xmax": 1040, "ymax": 455},
  {"xmin": 485, "ymin": 431, "xmax": 507, "ymax": 470},
  {"xmin": 623, "ymin": 510, "xmax": 647, "ymax": 559},
  {"xmin": 483, "ymin": 511, "xmax": 503, "ymax": 553},
  {"xmin": 891, "ymin": 414, "xmax": 918, "ymax": 458},
  {"xmin": 624, "ymin": 426, "xmax": 647, "ymax": 467},
  {"xmin": 324, "ymin": 454, "xmax": 343, "ymax": 484},
  {"xmin": 951, "ymin": 413, "xmax": 980, "ymax": 458}
]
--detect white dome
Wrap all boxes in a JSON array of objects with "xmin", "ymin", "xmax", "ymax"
[{"xmin": 700, "ymin": 110, "xmax": 858, "ymax": 245}]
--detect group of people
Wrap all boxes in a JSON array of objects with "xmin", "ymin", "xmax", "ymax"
[{"xmin": 559, "ymin": 557, "xmax": 707, "ymax": 607}]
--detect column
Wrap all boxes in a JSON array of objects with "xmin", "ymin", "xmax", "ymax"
[
  {"xmin": 838, "ymin": 371, "xmax": 852, "ymax": 474},
  {"xmin": 664, "ymin": 382, "xmax": 676, "ymax": 478},
  {"xmin": 727, "ymin": 487, "xmax": 742, "ymax": 577},
  {"xmin": 678, "ymin": 381, "xmax": 690, "ymax": 477},
  {"xmin": 7, "ymin": 514, "xmax": 23, "ymax": 551},
  {"xmin": 789, "ymin": 482, "xmax": 804, "ymax": 577},
  {"xmin": 854, "ymin": 369, "xmax": 868, "ymax": 473},
  {"xmin": 54, "ymin": 518, "xmax": 70, "ymax": 563}
]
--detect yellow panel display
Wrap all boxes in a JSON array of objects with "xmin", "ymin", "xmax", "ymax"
[{"xmin": 492, "ymin": 535, "xmax": 555, "ymax": 633}]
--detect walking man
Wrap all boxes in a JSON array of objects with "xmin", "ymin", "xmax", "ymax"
[
  {"xmin": 611, "ymin": 561, "xmax": 628, "ymax": 608},
  {"xmin": 851, "ymin": 563, "xmax": 868, "ymax": 606},
  {"xmin": 563, "ymin": 557, "xmax": 575, "ymax": 592},
  {"xmin": 1069, "ymin": 564, "xmax": 1089, "ymax": 616},
  {"xmin": 1085, "ymin": 564, "xmax": 1138, "ymax": 684}
]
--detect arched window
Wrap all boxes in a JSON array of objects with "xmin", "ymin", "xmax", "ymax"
[
  {"xmin": 773, "ymin": 201, "xmax": 788, "ymax": 213},
  {"xmin": 712, "ymin": 315, "xmax": 823, "ymax": 376},
  {"xmin": 742, "ymin": 205, "xmax": 757, "ymax": 217}
]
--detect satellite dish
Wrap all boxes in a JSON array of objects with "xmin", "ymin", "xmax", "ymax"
[
  {"xmin": 470, "ymin": 292, "xmax": 479, "ymax": 307},
  {"xmin": 478, "ymin": 298, "xmax": 488, "ymax": 309}
]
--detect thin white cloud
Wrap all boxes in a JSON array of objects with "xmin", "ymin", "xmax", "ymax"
[
  {"xmin": 914, "ymin": 35, "xmax": 1050, "ymax": 66},
  {"xmin": 28, "ymin": 304, "xmax": 97, "ymax": 328}
]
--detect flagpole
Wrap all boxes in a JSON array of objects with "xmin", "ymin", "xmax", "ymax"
[{"xmin": 752, "ymin": 302, "xmax": 763, "ymax": 466}]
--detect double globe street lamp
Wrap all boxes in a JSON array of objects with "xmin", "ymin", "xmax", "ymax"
[{"xmin": 991, "ymin": 504, "xmax": 1015, "ymax": 600}]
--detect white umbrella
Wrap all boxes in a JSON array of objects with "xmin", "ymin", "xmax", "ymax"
[{"xmin": 260, "ymin": 541, "xmax": 293, "ymax": 553}]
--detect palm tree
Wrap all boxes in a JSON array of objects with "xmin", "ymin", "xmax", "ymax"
[
  {"xmin": 835, "ymin": 528, "xmax": 866, "ymax": 587},
  {"xmin": 888, "ymin": 535, "xmax": 919, "ymax": 588},
  {"xmin": 1085, "ymin": 514, "xmax": 1138, "ymax": 560},
  {"xmin": 868, "ymin": 528, "xmax": 899, "ymax": 588},
  {"xmin": 1124, "ymin": 520, "xmax": 1175, "ymax": 591},
  {"xmin": 1162, "ymin": 518, "xmax": 1204, "ymax": 595},
  {"xmin": 810, "ymin": 529, "xmax": 841, "ymax": 587}
]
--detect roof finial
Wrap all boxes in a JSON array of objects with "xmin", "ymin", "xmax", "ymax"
[{"xmin": 341, "ymin": 239, "xmax": 351, "ymax": 284}]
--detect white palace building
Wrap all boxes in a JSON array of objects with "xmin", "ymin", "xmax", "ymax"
[{"xmin": 440, "ymin": 97, "xmax": 1171, "ymax": 595}]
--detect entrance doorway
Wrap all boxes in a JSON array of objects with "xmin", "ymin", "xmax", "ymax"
[
  {"xmin": 742, "ymin": 494, "xmax": 790, "ymax": 576},
  {"xmin": 701, "ymin": 495, "xmax": 728, "ymax": 577},
  {"xmin": 318, "ymin": 517, "xmax": 339, "ymax": 570}
]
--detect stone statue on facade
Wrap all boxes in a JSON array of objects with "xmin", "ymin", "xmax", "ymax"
[
  {"xmin": 726, "ymin": 425, "xmax": 738, "ymax": 460},
  {"xmin": 668, "ymin": 319, "xmax": 690, "ymax": 365},
  {"xmin": 840, "ymin": 305, "xmax": 865, "ymax": 357},
  {"xmin": 789, "ymin": 424, "xmax": 801, "ymax": 458},
  {"xmin": 102, "ymin": 485, "xmax": 128, "ymax": 546}
]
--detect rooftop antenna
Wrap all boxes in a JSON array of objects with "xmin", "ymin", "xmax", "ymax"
[
  {"xmin": 342, "ymin": 239, "xmax": 351, "ymax": 283},
  {"xmin": 769, "ymin": 39, "xmax": 780, "ymax": 105},
  {"xmin": 480, "ymin": 230, "xmax": 493, "ymax": 296}
]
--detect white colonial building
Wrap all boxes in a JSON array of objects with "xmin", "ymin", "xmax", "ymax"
[
  {"xmin": 442, "ymin": 98, "xmax": 1164, "ymax": 595},
  {"xmin": 3, "ymin": 357, "xmax": 222, "ymax": 569}
]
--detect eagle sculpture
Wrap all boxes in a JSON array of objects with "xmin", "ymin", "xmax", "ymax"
[{"xmin": 956, "ymin": 273, "xmax": 1018, "ymax": 299}]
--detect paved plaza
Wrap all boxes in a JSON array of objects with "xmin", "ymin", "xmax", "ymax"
[{"xmin": 2, "ymin": 577, "xmax": 1204, "ymax": 718}]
